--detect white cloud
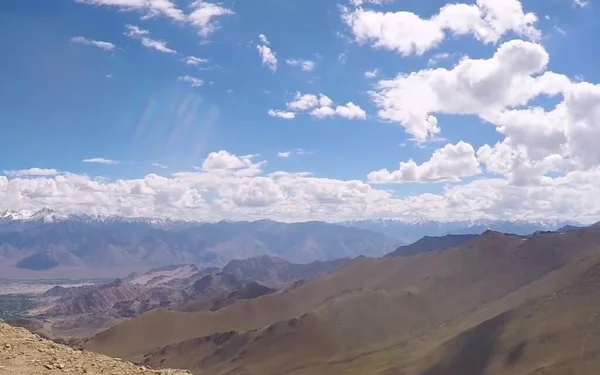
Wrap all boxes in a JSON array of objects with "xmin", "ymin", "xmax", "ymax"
[
  {"xmin": 257, "ymin": 36, "xmax": 278, "ymax": 72},
  {"xmin": 125, "ymin": 24, "xmax": 177, "ymax": 54},
  {"xmin": 350, "ymin": 0, "xmax": 394, "ymax": 5},
  {"xmin": 335, "ymin": 102, "xmax": 367, "ymax": 120},
  {"xmin": 201, "ymin": 150, "xmax": 264, "ymax": 177},
  {"xmin": 278, "ymin": 92, "xmax": 367, "ymax": 121},
  {"xmin": 70, "ymin": 36, "xmax": 116, "ymax": 51},
  {"xmin": 82, "ymin": 158, "xmax": 119, "ymax": 165},
  {"xmin": 268, "ymin": 109, "xmax": 296, "ymax": 119},
  {"xmin": 187, "ymin": 0, "xmax": 233, "ymax": 37},
  {"xmin": 152, "ymin": 163, "xmax": 167, "ymax": 169},
  {"xmin": 184, "ymin": 56, "xmax": 208, "ymax": 65},
  {"xmin": 287, "ymin": 93, "xmax": 320, "ymax": 111},
  {"xmin": 286, "ymin": 59, "xmax": 316, "ymax": 72},
  {"xmin": 364, "ymin": 69, "xmax": 379, "ymax": 78},
  {"xmin": 368, "ymin": 142, "xmax": 481, "ymax": 184},
  {"xmin": 4, "ymin": 150, "xmax": 600, "ymax": 223},
  {"xmin": 258, "ymin": 34, "xmax": 270, "ymax": 45},
  {"xmin": 342, "ymin": 0, "xmax": 540, "ymax": 56},
  {"xmin": 4, "ymin": 168, "xmax": 59, "ymax": 178},
  {"xmin": 369, "ymin": 39, "xmax": 569, "ymax": 142},
  {"xmin": 178, "ymin": 76, "xmax": 204, "ymax": 87},
  {"xmin": 75, "ymin": 0, "xmax": 185, "ymax": 21},
  {"xmin": 311, "ymin": 106, "xmax": 336, "ymax": 118},
  {"xmin": 277, "ymin": 149, "xmax": 307, "ymax": 159},
  {"xmin": 427, "ymin": 52, "xmax": 452, "ymax": 67}
]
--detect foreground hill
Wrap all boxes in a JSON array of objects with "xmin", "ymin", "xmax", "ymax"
[
  {"xmin": 0, "ymin": 210, "xmax": 392, "ymax": 278},
  {"xmin": 80, "ymin": 228, "xmax": 600, "ymax": 375},
  {"xmin": 0, "ymin": 322, "xmax": 190, "ymax": 375}
]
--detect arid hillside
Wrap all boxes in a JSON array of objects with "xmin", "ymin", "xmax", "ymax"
[
  {"xmin": 79, "ymin": 228, "xmax": 600, "ymax": 375},
  {"xmin": 0, "ymin": 322, "xmax": 190, "ymax": 375}
]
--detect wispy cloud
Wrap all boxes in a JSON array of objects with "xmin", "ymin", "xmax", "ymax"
[
  {"xmin": 184, "ymin": 56, "xmax": 208, "ymax": 65},
  {"xmin": 257, "ymin": 34, "xmax": 277, "ymax": 72},
  {"xmin": 178, "ymin": 76, "xmax": 204, "ymax": 87},
  {"xmin": 4, "ymin": 168, "xmax": 59, "ymax": 177},
  {"xmin": 364, "ymin": 69, "xmax": 379, "ymax": 78},
  {"xmin": 268, "ymin": 109, "xmax": 295, "ymax": 119},
  {"xmin": 75, "ymin": 0, "xmax": 185, "ymax": 21},
  {"xmin": 277, "ymin": 149, "xmax": 306, "ymax": 158},
  {"xmin": 82, "ymin": 158, "xmax": 119, "ymax": 165},
  {"xmin": 70, "ymin": 36, "xmax": 116, "ymax": 51},
  {"xmin": 286, "ymin": 59, "xmax": 316, "ymax": 72},
  {"xmin": 152, "ymin": 163, "xmax": 167, "ymax": 169},
  {"xmin": 125, "ymin": 25, "xmax": 177, "ymax": 54},
  {"xmin": 188, "ymin": 0, "xmax": 233, "ymax": 37}
]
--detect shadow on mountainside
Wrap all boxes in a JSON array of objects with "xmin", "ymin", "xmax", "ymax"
[{"xmin": 420, "ymin": 311, "xmax": 511, "ymax": 375}]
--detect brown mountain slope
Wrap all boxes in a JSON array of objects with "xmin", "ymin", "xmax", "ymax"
[
  {"xmin": 305, "ymin": 247, "xmax": 600, "ymax": 375},
  {"xmin": 82, "ymin": 228, "xmax": 600, "ymax": 372}
]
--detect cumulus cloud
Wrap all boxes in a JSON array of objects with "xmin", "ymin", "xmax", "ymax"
[
  {"xmin": 342, "ymin": 0, "xmax": 540, "ymax": 56},
  {"xmin": 125, "ymin": 24, "xmax": 177, "ymax": 54},
  {"xmin": 287, "ymin": 93, "xmax": 321, "ymax": 111},
  {"xmin": 201, "ymin": 150, "xmax": 263, "ymax": 176},
  {"xmin": 286, "ymin": 59, "xmax": 316, "ymax": 72},
  {"xmin": 82, "ymin": 158, "xmax": 119, "ymax": 165},
  {"xmin": 335, "ymin": 102, "xmax": 367, "ymax": 119},
  {"xmin": 3, "ymin": 150, "xmax": 600, "ymax": 223},
  {"xmin": 75, "ymin": 0, "xmax": 185, "ymax": 21},
  {"xmin": 178, "ymin": 76, "xmax": 204, "ymax": 87},
  {"xmin": 369, "ymin": 39, "xmax": 570, "ymax": 142},
  {"xmin": 367, "ymin": 35, "xmax": 600, "ymax": 187},
  {"xmin": 257, "ymin": 35, "xmax": 277, "ymax": 72},
  {"xmin": 273, "ymin": 92, "xmax": 367, "ymax": 121},
  {"xmin": 368, "ymin": 142, "xmax": 480, "ymax": 184},
  {"xmin": 70, "ymin": 36, "xmax": 116, "ymax": 51}
]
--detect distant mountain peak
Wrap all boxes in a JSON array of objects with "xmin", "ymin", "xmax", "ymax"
[{"xmin": 0, "ymin": 208, "xmax": 182, "ymax": 226}]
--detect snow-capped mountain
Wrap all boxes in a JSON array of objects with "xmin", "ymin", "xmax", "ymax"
[
  {"xmin": 0, "ymin": 210, "xmax": 394, "ymax": 277},
  {"xmin": 0, "ymin": 208, "xmax": 181, "ymax": 227}
]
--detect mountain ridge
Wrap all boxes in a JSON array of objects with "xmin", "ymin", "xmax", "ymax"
[{"xmin": 78, "ymin": 227, "xmax": 600, "ymax": 375}]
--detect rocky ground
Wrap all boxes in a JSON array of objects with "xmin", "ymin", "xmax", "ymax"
[{"xmin": 0, "ymin": 322, "xmax": 190, "ymax": 375}]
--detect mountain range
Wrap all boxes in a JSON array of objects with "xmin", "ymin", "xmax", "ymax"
[
  {"xmin": 342, "ymin": 218, "xmax": 579, "ymax": 243},
  {"xmin": 0, "ymin": 209, "xmax": 392, "ymax": 278},
  {"xmin": 72, "ymin": 226, "xmax": 600, "ymax": 375}
]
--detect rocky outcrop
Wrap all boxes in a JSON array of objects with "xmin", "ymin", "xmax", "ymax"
[{"xmin": 0, "ymin": 322, "xmax": 190, "ymax": 374}]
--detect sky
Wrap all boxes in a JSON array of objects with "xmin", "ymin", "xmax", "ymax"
[{"xmin": 0, "ymin": 0, "xmax": 599, "ymax": 223}]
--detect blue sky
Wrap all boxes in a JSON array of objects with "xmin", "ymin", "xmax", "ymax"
[{"xmin": 0, "ymin": 0, "xmax": 599, "ymax": 222}]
